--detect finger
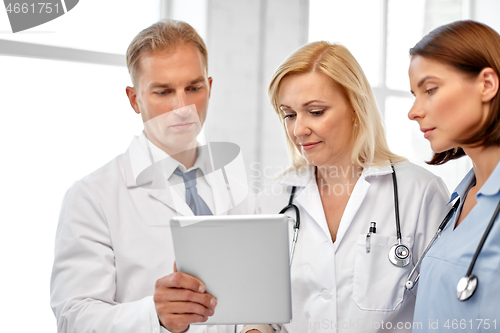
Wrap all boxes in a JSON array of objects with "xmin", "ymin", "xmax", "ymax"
[
  {"xmin": 156, "ymin": 299, "xmax": 215, "ymax": 317},
  {"xmin": 159, "ymin": 313, "xmax": 209, "ymax": 333},
  {"xmin": 173, "ymin": 261, "xmax": 177, "ymax": 272},
  {"xmin": 154, "ymin": 288, "xmax": 217, "ymax": 309},
  {"xmin": 157, "ymin": 272, "xmax": 207, "ymax": 293}
]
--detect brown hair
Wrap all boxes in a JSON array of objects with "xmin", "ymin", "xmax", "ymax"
[
  {"xmin": 410, "ymin": 20, "xmax": 500, "ymax": 165},
  {"xmin": 269, "ymin": 41, "xmax": 404, "ymax": 170},
  {"xmin": 126, "ymin": 19, "xmax": 208, "ymax": 86}
]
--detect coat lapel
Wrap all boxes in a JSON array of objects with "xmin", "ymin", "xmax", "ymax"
[
  {"xmin": 280, "ymin": 168, "xmax": 331, "ymax": 241},
  {"xmin": 333, "ymin": 177, "xmax": 370, "ymax": 251},
  {"xmin": 205, "ymin": 169, "xmax": 232, "ymax": 215},
  {"xmin": 124, "ymin": 137, "xmax": 193, "ymax": 216},
  {"xmin": 334, "ymin": 165, "xmax": 393, "ymax": 252},
  {"xmin": 295, "ymin": 176, "xmax": 331, "ymax": 241}
]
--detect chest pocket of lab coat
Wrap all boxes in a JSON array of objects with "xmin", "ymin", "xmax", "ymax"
[{"xmin": 352, "ymin": 234, "xmax": 412, "ymax": 311}]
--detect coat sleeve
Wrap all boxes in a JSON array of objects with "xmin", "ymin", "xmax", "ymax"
[{"xmin": 50, "ymin": 180, "xmax": 166, "ymax": 333}]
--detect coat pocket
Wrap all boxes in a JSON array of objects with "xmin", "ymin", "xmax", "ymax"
[{"xmin": 352, "ymin": 233, "xmax": 412, "ymax": 311}]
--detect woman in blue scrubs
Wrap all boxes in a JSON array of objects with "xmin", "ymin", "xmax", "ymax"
[{"xmin": 408, "ymin": 20, "xmax": 500, "ymax": 332}]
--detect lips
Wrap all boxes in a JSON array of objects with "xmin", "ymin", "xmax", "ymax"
[
  {"xmin": 421, "ymin": 127, "xmax": 436, "ymax": 139},
  {"xmin": 170, "ymin": 122, "xmax": 194, "ymax": 130},
  {"xmin": 300, "ymin": 141, "xmax": 321, "ymax": 151}
]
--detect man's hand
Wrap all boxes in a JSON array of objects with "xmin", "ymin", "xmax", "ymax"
[{"xmin": 154, "ymin": 263, "xmax": 217, "ymax": 333}]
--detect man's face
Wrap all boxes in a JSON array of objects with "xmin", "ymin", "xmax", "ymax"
[{"xmin": 126, "ymin": 43, "xmax": 212, "ymax": 153}]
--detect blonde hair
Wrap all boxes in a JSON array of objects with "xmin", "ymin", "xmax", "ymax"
[
  {"xmin": 269, "ymin": 41, "xmax": 404, "ymax": 170},
  {"xmin": 126, "ymin": 19, "xmax": 208, "ymax": 86}
]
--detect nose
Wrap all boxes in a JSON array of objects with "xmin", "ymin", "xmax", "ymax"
[
  {"xmin": 292, "ymin": 113, "xmax": 311, "ymax": 138},
  {"xmin": 173, "ymin": 90, "xmax": 188, "ymax": 111},
  {"xmin": 408, "ymin": 99, "xmax": 423, "ymax": 121},
  {"xmin": 173, "ymin": 105, "xmax": 192, "ymax": 117}
]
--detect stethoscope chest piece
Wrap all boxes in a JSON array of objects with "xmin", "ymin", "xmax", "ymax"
[
  {"xmin": 388, "ymin": 243, "xmax": 412, "ymax": 267},
  {"xmin": 457, "ymin": 275, "xmax": 478, "ymax": 301}
]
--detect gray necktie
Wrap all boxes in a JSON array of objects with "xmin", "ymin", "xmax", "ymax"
[{"xmin": 174, "ymin": 167, "xmax": 213, "ymax": 216}]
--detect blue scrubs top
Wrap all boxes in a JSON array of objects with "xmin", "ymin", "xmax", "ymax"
[{"xmin": 413, "ymin": 161, "xmax": 500, "ymax": 332}]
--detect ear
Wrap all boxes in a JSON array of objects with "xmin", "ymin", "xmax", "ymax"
[
  {"xmin": 207, "ymin": 77, "xmax": 213, "ymax": 98},
  {"xmin": 480, "ymin": 67, "xmax": 499, "ymax": 103},
  {"xmin": 126, "ymin": 86, "xmax": 141, "ymax": 114}
]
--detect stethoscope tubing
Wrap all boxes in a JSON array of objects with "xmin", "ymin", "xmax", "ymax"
[
  {"xmin": 391, "ymin": 165, "xmax": 402, "ymax": 241},
  {"xmin": 465, "ymin": 199, "xmax": 500, "ymax": 276},
  {"xmin": 405, "ymin": 199, "xmax": 460, "ymax": 289},
  {"xmin": 279, "ymin": 186, "xmax": 300, "ymax": 264}
]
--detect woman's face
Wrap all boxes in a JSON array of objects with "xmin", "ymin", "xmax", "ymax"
[
  {"xmin": 278, "ymin": 71, "xmax": 356, "ymax": 167},
  {"xmin": 408, "ymin": 55, "xmax": 488, "ymax": 153}
]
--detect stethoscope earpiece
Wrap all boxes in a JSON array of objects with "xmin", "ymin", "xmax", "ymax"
[
  {"xmin": 388, "ymin": 243, "xmax": 411, "ymax": 267},
  {"xmin": 457, "ymin": 275, "xmax": 478, "ymax": 301}
]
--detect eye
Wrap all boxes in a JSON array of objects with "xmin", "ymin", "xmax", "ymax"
[
  {"xmin": 425, "ymin": 87, "xmax": 437, "ymax": 95},
  {"xmin": 310, "ymin": 109, "xmax": 324, "ymax": 116},
  {"xmin": 283, "ymin": 113, "xmax": 296, "ymax": 120},
  {"xmin": 188, "ymin": 85, "xmax": 202, "ymax": 92},
  {"xmin": 155, "ymin": 90, "xmax": 171, "ymax": 96}
]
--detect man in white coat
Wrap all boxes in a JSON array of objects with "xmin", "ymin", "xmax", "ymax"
[{"xmin": 50, "ymin": 20, "xmax": 251, "ymax": 333}]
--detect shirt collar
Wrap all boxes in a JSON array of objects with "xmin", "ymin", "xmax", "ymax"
[
  {"xmin": 448, "ymin": 158, "xmax": 500, "ymax": 203},
  {"xmin": 478, "ymin": 158, "xmax": 500, "ymax": 197},
  {"xmin": 361, "ymin": 163, "xmax": 393, "ymax": 178},
  {"xmin": 278, "ymin": 163, "xmax": 393, "ymax": 187},
  {"xmin": 449, "ymin": 168, "xmax": 475, "ymax": 204}
]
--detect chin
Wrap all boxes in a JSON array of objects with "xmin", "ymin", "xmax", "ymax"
[{"xmin": 303, "ymin": 157, "xmax": 322, "ymax": 167}]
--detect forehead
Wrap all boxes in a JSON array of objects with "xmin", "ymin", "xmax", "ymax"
[
  {"xmin": 136, "ymin": 44, "xmax": 208, "ymax": 84},
  {"xmin": 409, "ymin": 56, "xmax": 456, "ymax": 79},
  {"xmin": 279, "ymin": 72, "xmax": 346, "ymax": 103}
]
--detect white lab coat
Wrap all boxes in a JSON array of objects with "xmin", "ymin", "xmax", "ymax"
[
  {"xmin": 255, "ymin": 161, "xmax": 449, "ymax": 333},
  {"xmin": 50, "ymin": 135, "xmax": 253, "ymax": 333}
]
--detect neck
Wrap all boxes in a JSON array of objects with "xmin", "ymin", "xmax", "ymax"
[
  {"xmin": 463, "ymin": 145, "xmax": 500, "ymax": 188},
  {"xmin": 146, "ymin": 135, "xmax": 198, "ymax": 169},
  {"xmin": 315, "ymin": 161, "xmax": 363, "ymax": 188},
  {"xmin": 170, "ymin": 147, "xmax": 198, "ymax": 169}
]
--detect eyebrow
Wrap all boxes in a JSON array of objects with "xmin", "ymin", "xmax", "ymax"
[
  {"xmin": 280, "ymin": 100, "xmax": 327, "ymax": 110},
  {"xmin": 410, "ymin": 75, "xmax": 439, "ymax": 94},
  {"xmin": 189, "ymin": 76, "xmax": 206, "ymax": 85},
  {"xmin": 417, "ymin": 75, "xmax": 437, "ymax": 88},
  {"xmin": 149, "ymin": 76, "xmax": 206, "ymax": 90}
]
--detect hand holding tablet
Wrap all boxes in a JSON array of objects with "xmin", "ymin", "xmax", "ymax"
[{"xmin": 154, "ymin": 263, "xmax": 217, "ymax": 332}]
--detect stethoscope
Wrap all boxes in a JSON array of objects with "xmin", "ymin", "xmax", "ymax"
[
  {"xmin": 406, "ymin": 194, "xmax": 500, "ymax": 301},
  {"xmin": 279, "ymin": 165, "xmax": 412, "ymax": 268},
  {"xmin": 279, "ymin": 186, "xmax": 300, "ymax": 264}
]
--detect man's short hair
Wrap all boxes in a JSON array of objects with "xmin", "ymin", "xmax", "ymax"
[{"xmin": 126, "ymin": 19, "xmax": 208, "ymax": 86}]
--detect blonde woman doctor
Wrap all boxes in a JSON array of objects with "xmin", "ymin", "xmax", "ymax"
[{"xmin": 243, "ymin": 42, "xmax": 449, "ymax": 333}]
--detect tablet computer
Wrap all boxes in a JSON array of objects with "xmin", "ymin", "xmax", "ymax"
[{"xmin": 170, "ymin": 214, "xmax": 292, "ymax": 325}]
